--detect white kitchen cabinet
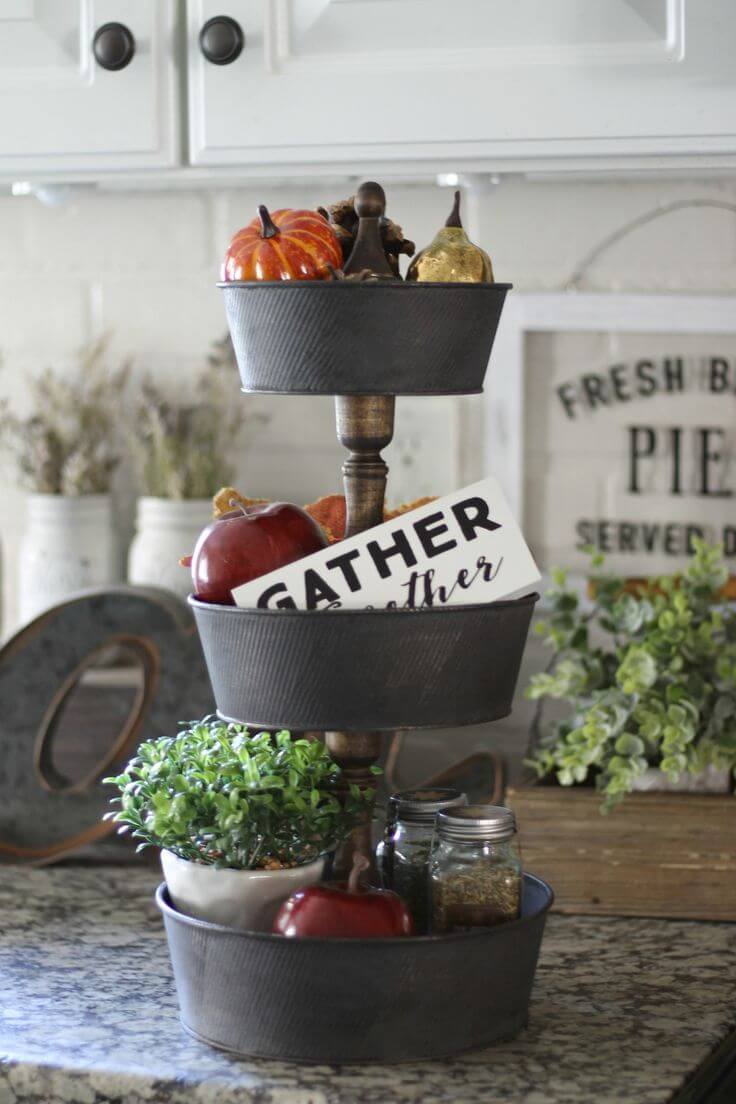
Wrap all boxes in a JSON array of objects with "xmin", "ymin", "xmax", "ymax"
[
  {"xmin": 187, "ymin": 0, "xmax": 736, "ymax": 172},
  {"xmin": 0, "ymin": 0, "xmax": 178, "ymax": 174}
]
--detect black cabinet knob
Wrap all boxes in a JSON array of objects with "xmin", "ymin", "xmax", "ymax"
[
  {"xmin": 92, "ymin": 22, "xmax": 136, "ymax": 71},
  {"xmin": 199, "ymin": 15, "xmax": 244, "ymax": 65}
]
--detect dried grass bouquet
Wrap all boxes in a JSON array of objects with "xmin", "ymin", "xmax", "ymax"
[
  {"xmin": 0, "ymin": 336, "xmax": 129, "ymax": 496},
  {"xmin": 131, "ymin": 336, "xmax": 267, "ymax": 500}
]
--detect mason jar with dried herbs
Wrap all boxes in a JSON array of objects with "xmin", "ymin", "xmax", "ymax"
[
  {"xmin": 376, "ymin": 788, "xmax": 466, "ymax": 934},
  {"xmin": 430, "ymin": 805, "xmax": 521, "ymax": 933}
]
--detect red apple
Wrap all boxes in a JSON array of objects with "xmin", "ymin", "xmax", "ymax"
[
  {"xmin": 273, "ymin": 855, "xmax": 414, "ymax": 939},
  {"xmin": 190, "ymin": 501, "xmax": 328, "ymax": 605}
]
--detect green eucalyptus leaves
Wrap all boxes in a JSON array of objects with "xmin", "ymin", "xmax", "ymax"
[
  {"xmin": 105, "ymin": 718, "xmax": 378, "ymax": 868},
  {"xmin": 526, "ymin": 540, "xmax": 736, "ymax": 810}
]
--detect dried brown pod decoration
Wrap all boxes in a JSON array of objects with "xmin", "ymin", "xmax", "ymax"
[
  {"xmin": 325, "ymin": 264, "xmax": 376, "ymax": 283},
  {"xmin": 323, "ymin": 192, "xmax": 415, "ymax": 277},
  {"xmin": 318, "ymin": 207, "xmax": 354, "ymax": 260}
]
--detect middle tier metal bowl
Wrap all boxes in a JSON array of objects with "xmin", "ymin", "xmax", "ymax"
[
  {"xmin": 190, "ymin": 593, "xmax": 537, "ymax": 732},
  {"xmin": 219, "ymin": 280, "xmax": 511, "ymax": 395}
]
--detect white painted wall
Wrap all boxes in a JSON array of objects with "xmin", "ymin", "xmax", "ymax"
[{"xmin": 3, "ymin": 174, "xmax": 736, "ymax": 639}]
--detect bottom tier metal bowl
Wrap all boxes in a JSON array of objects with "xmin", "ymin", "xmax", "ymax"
[
  {"xmin": 189, "ymin": 593, "xmax": 538, "ymax": 731},
  {"xmin": 157, "ymin": 872, "xmax": 552, "ymax": 1064}
]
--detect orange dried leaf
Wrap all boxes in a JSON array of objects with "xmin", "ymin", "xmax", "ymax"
[
  {"xmin": 212, "ymin": 486, "xmax": 269, "ymax": 519},
  {"xmin": 208, "ymin": 487, "xmax": 437, "ymax": 545},
  {"xmin": 384, "ymin": 496, "xmax": 437, "ymax": 520},
  {"xmin": 304, "ymin": 494, "xmax": 346, "ymax": 543},
  {"xmin": 304, "ymin": 492, "xmax": 438, "ymax": 542}
]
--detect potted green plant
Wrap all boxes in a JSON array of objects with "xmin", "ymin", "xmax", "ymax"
[
  {"xmin": 127, "ymin": 336, "xmax": 267, "ymax": 599},
  {"xmin": 526, "ymin": 540, "xmax": 736, "ymax": 809},
  {"xmin": 105, "ymin": 718, "xmax": 377, "ymax": 930},
  {"xmin": 0, "ymin": 336, "xmax": 129, "ymax": 627}
]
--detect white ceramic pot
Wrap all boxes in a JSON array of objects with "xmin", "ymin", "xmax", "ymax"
[
  {"xmin": 128, "ymin": 497, "xmax": 211, "ymax": 599},
  {"xmin": 161, "ymin": 850, "xmax": 326, "ymax": 931},
  {"xmin": 18, "ymin": 494, "xmax": 115, "ymax": 625},
  {"xmin": 630, "ymin": 764, "xmax": 731, "ymax": 794}
]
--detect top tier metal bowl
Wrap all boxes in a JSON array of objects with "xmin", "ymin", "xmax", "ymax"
[{"xmin": 219, "ymin": 281, "xmax": 511, "ymax": 396}]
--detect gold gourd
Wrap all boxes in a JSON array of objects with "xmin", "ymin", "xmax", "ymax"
[{"xmin": 406, "ymin": 191, "xmax": 493, "ymax": 284}]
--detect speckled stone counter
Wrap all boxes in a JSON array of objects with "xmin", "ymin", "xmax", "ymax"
[{"xmin": 1, "ymin": 866, "xmax": 734, "ymax": 1104}]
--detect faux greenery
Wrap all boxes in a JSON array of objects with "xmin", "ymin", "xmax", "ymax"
[
  {"xmin": 526, "ymin": 540, "xmax": 736, "ymax": 810},
  {"xmin": 104, "ymin": 718, "xmax": 379, "ymax": 869},
  {"xmin": 0, "ymin": 336, "xmax": 129, "ymax": 495},
  {"xmin": 132, "ymin": 335, "xmax": 267, "ymax": 500}
]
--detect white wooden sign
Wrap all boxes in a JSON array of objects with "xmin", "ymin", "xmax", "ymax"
[
  {"xmin": 487, "ymin": 293, "xmax": 736, "ymax": 577},
  {"xmin": 232, "ymin": 477, "xmax": 540, "ymax": 610}
]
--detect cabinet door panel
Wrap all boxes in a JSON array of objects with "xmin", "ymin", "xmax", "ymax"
[
  {"xmin": 188, "ymin": 0, "xmax": 736, "ymax": 167},
  {"xmin": 0, "ymin": 0, "xmax": 178, "ymax": 173}
]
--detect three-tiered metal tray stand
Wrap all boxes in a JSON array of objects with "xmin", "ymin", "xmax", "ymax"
[{"xmin": 158, "ymin": 189, "xmax": 553, "ymax": 1063}]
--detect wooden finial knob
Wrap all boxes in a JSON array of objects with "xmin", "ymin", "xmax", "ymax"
[
  {"xmin": 354, "ymin": 181, "xmax": 386, "ymax": 220},
  {"xmin": 344, "ymin": 181, "xmax": 394, "ymax": 278}
]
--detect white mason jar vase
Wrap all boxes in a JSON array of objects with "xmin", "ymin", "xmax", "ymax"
[
  {"xmin": 128, "ymin": 497, "xmax": 211, "ymax": 599},
  {"xmin": 18, "ymin": 494, "xmax": 115, "ymax": 625}
]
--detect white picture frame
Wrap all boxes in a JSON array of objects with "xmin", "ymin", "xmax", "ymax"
[{"xmin": 485, "ymin": 292, "xmax": 736, "ymax": 521}]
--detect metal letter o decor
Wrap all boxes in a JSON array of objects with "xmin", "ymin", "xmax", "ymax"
[{"xmin": 0, "ymin": 587, "xmax": 213, "ymax": 864}]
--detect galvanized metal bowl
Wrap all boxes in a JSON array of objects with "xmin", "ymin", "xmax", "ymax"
[
  {"xmin": 189, "ymin": 593, "xmax": 538, "ymax": 732},
  {"xmin": 219, "ymin": 281, "xmax": 511, "ymax": 395},
  {"xmin": 157, "ymin": 872, "xmax": 553, "ymax": 1063}
]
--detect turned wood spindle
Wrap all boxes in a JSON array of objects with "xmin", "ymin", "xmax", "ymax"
[
  {"xmin": 335, "ymin": 394, "xmax": 395, "ymax": 536},
  {"xmin": 326, "ymin": 393, "xmax": 396, "ymax": 871}
]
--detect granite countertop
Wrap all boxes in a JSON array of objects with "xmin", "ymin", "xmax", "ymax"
[{"xmin": 1, "ymin": 866, "xmax": 735, "ymax": 1104}]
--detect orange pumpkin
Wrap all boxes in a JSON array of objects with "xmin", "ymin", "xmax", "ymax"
[{"xmin": 221, "ymin": 205, "xmax": 342, "ymax": 282}]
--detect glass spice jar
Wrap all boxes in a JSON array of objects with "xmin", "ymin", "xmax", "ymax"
[
  {"xmin": 430, "ymin": 805, "xmax": 521, "ymax": 933},
  {"xmin": 376, "ymin": 788, "xmax": 467, "ymax": 934}
]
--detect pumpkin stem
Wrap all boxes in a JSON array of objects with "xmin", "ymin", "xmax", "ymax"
[
  {"xmin": 258, "ymin": 205, "xmax": 279, "ymax": 239},
  {"xmin": 445, "ymin": 189, "xmax": 463, "ymax": 229},
  {"xmin": 347, "ymin": 852, "xmax": 370, "ymax": 894}
]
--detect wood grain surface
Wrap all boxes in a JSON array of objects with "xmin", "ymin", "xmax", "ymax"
[{"xmin": 508, "ymin": 783, "xmax": 736, "ymax": 921}]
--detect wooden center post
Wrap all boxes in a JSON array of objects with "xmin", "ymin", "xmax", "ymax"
[{"xmin": 326, "ymin": 394, "xmax": 395, "ymax": 871}]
